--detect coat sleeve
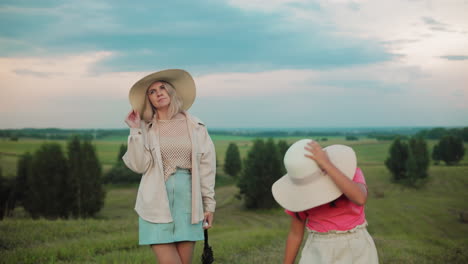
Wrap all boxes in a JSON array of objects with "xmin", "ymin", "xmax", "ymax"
[
  {"xmin": 122, "ymin": 124, "xmax": 153, "ymax": 174},
  {"xmin": 199, "ymin": 127, "xmax": 216, "ymax": 212}
]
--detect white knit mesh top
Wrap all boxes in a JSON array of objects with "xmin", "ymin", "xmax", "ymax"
[{"xmin": 158, "ymin": 118, "xmax": 192, "ymax": 181}]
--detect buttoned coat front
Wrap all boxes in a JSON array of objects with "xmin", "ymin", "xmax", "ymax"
[{"xmin": 123, "ymin": 112, "xmax": 216, "ymax": 224}]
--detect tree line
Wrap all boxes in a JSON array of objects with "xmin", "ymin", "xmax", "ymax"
[
  {"xmin": 0, "ymin": 136, "xmax": 105, "ymax": 220},
  {"xmin": 2, "ymin": 130, "xmax": 465, "ymax": 217},
  {"xmin": 3, "ymin": 126, "xmax": 466, "ymax": 142},
  {"xmin": 223, "ymin": 139, "xmax": 289, "ymax": 209},
  {"xmin": 0, "ymin": 128, "xmax": 128, "ymax": 141},
  {"xmin": 227, "ymin": 133, "xmax": 465, "ymax": 209},
  {"xmin": 103, "ymin": 144, "xmax": 141, "ymax": 184},
  {"xmin": 417, "ymin": 127, "xmax": 468, "ymax": 141},
  {"xmin": 385, "ymin": 135, "xmax": 465, "ymax": 187}
]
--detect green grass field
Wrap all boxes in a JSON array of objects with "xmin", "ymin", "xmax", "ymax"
[{"xmin": 1, "ymin": 136, "xmax": 468, "ymax": 263}]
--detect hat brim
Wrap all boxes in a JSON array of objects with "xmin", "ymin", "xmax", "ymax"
[
  {"xmin": 272, "ymin": 173, "xmax": 344, "ymax": 212},
  {"xmin": 272, "ymin": 144, "xmax": 357, "ymax": 212},
  {"xmin": 129, "ymin": 69, "xmax": 196, "ymax": 115}
]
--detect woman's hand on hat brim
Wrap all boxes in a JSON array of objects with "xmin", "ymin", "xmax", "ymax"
[
  {"xmin": 304, "ymin": 141, "xmax": 332, "ymax": 169},
  {"xmin": 125, "ymin": 109, "xmax": 141, "ymax": 128}
]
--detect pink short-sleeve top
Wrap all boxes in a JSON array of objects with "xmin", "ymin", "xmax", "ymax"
[{"xmin": 285, "ymin": 168, "xmax": 367, "ymax": 232}]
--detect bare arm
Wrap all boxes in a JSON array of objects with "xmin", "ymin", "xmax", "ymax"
[
  {"xmin": 283, "ymin": 215, "xmax": 305, "ymax": 264},
  {"xmin": 304, "ymin": 141, "xmax": 367, "ymax": 206}
]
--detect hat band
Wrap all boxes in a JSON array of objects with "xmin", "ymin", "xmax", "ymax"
[{"xmin": 289, "ymin": 170, "xmax": 324, "ymax": 185}]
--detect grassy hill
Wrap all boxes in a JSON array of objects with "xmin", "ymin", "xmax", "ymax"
[{"xmin": 1, "ymin": 137, "xmax": 467, "ymax": 263}]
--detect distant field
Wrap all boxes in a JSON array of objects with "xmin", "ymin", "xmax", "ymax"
[
  {"xmin": 1, "ymin": 136, "xmax": 467, "ymax": 177},
  {"xmin": 0, "ymin": 138, "xmax": 124, "ymax": 176}
]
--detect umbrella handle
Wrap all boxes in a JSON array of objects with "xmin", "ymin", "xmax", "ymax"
[{"xmin": 204, "ymin": 229, "xmax": 209, "ymax": 246}]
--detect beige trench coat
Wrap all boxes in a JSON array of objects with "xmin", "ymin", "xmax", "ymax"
[{"xmin": 123, "ymin": 112, "xmax": 216, "ymax": 224}]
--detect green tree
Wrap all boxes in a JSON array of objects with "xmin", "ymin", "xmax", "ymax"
[
  {"xmin": 80, "ymin": 140, "xmax": 105, "ymax": 217},
  {"xmin": 224, "ymin": 143, "xmax": 242, "ymax": 177},
  {"xmin": 436, "ymin": 135, "xmax": 465, "ymax": 165},
  {"xmin": 385, "ymin": 137, "xmax": 409, "ymax": 182},
  {"xmin": 237, "ymin": 138, "xmax": 282, "ymax": 209},
  {"xmin": 0, "ymin": 167, "xmax": 15, "ymax": 219},
  {"xmin": 15, "ymin": 152, "xmax": 33, "ymax": 206},
  {"xmin": 461, "ymin": 127, "xmax": 468, "ymax": 142},
  {"xmin": 104, "ymin": 144, "xmax": 141, "ymax": 184},
  {"xmin": 277, "ymin": 140, "xmax": 289, "ymax": 157},
  {"xmin": 67, "ymin": 136, "xmax": 82, "ymax": 217},
  {"xmin": 238, "ymin": 139, "xmax": 265, "ymax": 209},
  {"xmin": 406, "ymin": 137, "xmax": 430, "ymax": 186},
  {"xmin": 261, "ymin": 139, "xmax": 283, "ymax": 207},
  {"xmin": 0, "ymin": 167, "xmax": 7, "ymax": 219},
  {"xmin": 432, "ymin": 144, "xmax": 441, "ymax": 165},
  {"xmin": 23, "ymin": 143, "xmax": 69, "ymax": 218},
  {"xmin": 117, "ymin": 144, "xmax": 127, "ymax": 165},
  {"xmin": 386, "ymin": 137, "xmax": 430, "ymax": 187},
  {"xmin": 417, "ymin": 127, "xmax": 447, "ymax": 139},
  {"xmin": 277, "ymin": 140, "xmax": 289, "ymax": 174}
]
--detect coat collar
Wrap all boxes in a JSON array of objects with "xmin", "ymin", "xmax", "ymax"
[{"xmin": 182, "ymin": 111, "xmax": 205, "ymax": 127}]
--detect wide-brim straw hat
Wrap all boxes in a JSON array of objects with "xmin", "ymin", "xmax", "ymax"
[
  {"xmin": 272, "ymin": 139, "xmax": 357, "ymax": 212},
  {"xmin": 129, "ymin": 69, "xmax": 196, "ymax": 116}
]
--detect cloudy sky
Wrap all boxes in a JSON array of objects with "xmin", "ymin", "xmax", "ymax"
[{"xmin": 0, "ymin": 0, "xmax": 467, "ymax": 129}]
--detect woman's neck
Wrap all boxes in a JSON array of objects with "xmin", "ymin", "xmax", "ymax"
[{"xmin": 157, "ymin": 108, "xmax": 170, "ymax": 120}]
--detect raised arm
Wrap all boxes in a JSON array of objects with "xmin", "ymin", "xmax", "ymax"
[
  {"xmin": 122, "ymin": 110, "xmax": 153, "ymax": 174},
  {"xmin": 304, "ymin": 141, "xmax": 367, "ymax": 206}
]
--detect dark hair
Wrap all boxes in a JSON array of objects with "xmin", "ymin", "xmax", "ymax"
[
  {"xmin": 295, "ymin": 199, "xmax": 338, "ymax": 221},
  {"xmin": 295, "ymin": 212, "xmax": 302, "ymax": 221}
]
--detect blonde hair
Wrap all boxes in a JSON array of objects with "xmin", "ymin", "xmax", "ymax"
[{"xmin": 142, "ymin": 81, "xmax": 183, "ymax": 122}]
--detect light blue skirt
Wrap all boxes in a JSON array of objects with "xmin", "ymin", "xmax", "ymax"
[{"xmin": 139, "ymin": 169, "xmax": 204, "ymax": 245}]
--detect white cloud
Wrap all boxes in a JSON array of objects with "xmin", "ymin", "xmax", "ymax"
[
  {"xmin": 0, "ymin": 52, "xmax": 317, "ymax": 128},
  {"xmin": 220, "ymin": 0, "xmax": 468, "ymax": 120},
  {"xmin": 227, "ymin": 0, "xmax": 468, "ymax": 68},
  {"xmin": 0, "ymin": 50, "xmax": 466, "ymax": 128},
  {"xmin": 196, "ymin": 69, "xmax": 319, "ymax": 97},
  {"xmin": 0, "ymin": 52, "xmax": 145, "ymax": 128},
  {"xmin": 1, "ymin": 1, "xmax": 467, "ymax": 128},
  {"xmin": 196, "ymin": 62, "xmax": 424, "ymax": 96}
]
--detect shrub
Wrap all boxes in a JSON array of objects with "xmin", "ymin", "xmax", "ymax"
[
  {"xmin": 224, "ymin": 143, "xmax": 242, "ymax": 177},
  {"xmin": 103, "ymin": 144, "xmax": 141, "ymax": 184},
  {"xmin": 277, "ymin": 140, "xmax": 289, "ymax": 174},
  {"xmin": 104, "ymin": 165, "xmax": 141, "ymax": 184},
  {"xmin": 237, "ymin": 139, "xmax": 282, "ymax": 209},
  {"xmin": 385, "ymin": 137, "xmax": 430, "ymax": 187},
  {"xmin": 23, "ymin": 143, "xmax": 69, "ymax": 218},
  {"xmin": 406, "ymin": 137, "xmax": 430, "ymax": 186},
  {"xmin": 18, "ymin": 138, "xmax": 105, "ymax": 219},
  {"xmin": 434, "ymin": 135, "xmax": 465, "ymax": 165},
  {"xmin": 385, "ymin": 137, "xmax": 409, "ymax": 182},
  {"xmin": 345, "ymin": 135, "xmax": 359, "ymax": 141},
  {"xmin": 0, "ymin": 168, "xmax": 16, "ymax": 220},
  {"xmin": 79, "ymin": 140, "xmax": 105, "ymax": 217}
]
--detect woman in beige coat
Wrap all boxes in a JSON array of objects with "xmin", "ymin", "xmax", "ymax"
[{"xmin": 123, "ymin": 69, "xmax": 216, "ymax": 264}]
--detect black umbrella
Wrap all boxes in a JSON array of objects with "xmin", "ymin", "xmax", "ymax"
[{"xmin": 201, "ymin": 229, "xmax": 214, "ymax": 264}]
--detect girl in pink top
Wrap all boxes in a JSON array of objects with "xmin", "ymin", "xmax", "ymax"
[{"xmin": 283, "ymin": 141, "xmax": 378, "ymax": 264}]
